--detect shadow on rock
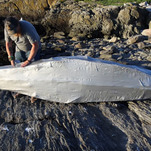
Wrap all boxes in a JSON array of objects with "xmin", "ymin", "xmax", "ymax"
[{"xmin": 0, "ymin": 91, "xmax": 127, "ymax": 150}]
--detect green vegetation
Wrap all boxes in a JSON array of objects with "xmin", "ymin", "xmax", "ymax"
[{"xmin": 74, "ymin": 0, "xmax": 151, "ymax": 5}]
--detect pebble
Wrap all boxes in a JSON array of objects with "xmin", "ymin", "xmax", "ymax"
[
  {"xmin": 54, "ymin": 32, "xmax": 66, "ymax": 39},
  {"xmin": 146, "ymin": 55, "xmax": 151, "ymax": 61},
  {"xmin": 108, "ymin": 37, "xmax": 119, "ymax": 43},
  {"xmin": 141, "ymin": 29, "xmax": 151, "ymax": 37},
  {"xmin": 137, "ymin": 42, "xmax": 145, "ymax": 49},
  {"xmin": 74, "ymin": 42, "xmax": 86, "ymax": 49},
  {"xmin": 71, "ymin": 37, "xmax": 83, "ymax": 41}
]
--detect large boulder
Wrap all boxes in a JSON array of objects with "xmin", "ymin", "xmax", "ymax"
[
  {"xmin": 41, "ymin": 7, "xmax": 71, "ymax": 35},
  {"xmin": 117, "ymin": 4, "xmax": 148, "ymax": 38},
  {"xmin": 0, "ymin": 0, "xmax": 58, "ymax": 19},
  {"xmin": 68, "ymin": 6, "xmax": 119, "ymax": 38}
]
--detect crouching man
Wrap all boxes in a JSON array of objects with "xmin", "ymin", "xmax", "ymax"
[
  {"xmin": 4, "ymin": 16, "xmax": 41, "ymax": 103},
  {"xmin": 4, "ymin": 16, "xmax": 41, "ymax": 67}
]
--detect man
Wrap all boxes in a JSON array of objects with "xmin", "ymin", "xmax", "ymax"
[
  {"xmin": 4, "ymin": 16, "xmax": 41, "ymax": 103},
  {"xmin": 4, "ymin": 16, "xmax": 41, "ymax": 67}
]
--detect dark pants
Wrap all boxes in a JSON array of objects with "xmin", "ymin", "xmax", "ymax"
[{"xmin": 15, "ymin": 48, "xmax": 41, "ymax": 62}]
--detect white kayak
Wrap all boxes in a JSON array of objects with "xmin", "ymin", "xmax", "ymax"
[{"xmin": 0, "ymin": 56, "xmax": 151, "ymax": 103}]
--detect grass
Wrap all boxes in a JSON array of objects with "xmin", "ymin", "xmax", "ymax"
[{"xmin": 74, "ymin": 0, "xmax": 151, "ymax": 6}]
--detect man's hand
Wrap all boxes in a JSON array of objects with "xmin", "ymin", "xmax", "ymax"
[
  {"xmin": 10, "ymin": 60, "xmax": 15, "ymax": 67},
  {"xmin": 21, "ymin": 60, "xmax": 31, "ymax": 67}
]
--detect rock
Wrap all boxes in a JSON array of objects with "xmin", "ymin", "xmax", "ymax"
[
  {"xmin": 137, "ymin": 51, "xmax": 148, "ymax": 58},
  {"xmin": 74, "ymin": 42, "xmax": 86, "ymax": 49},
  {"xmin": 57, "ymin": 39, "xmax": 65, "ymax": 44},
  {"xmin": 141, "ymin": 29, "xmax": 151, "ymax": 37},
  {"xmin": 108, "ymin": 37, "xmax": 119, "ymax": 43},
  {"xmin": 85, "ymin": 51, "xmax": 93, "ymax": 57},
  {"xmin": 112, "ymin": 54, "xmax": 122, "ymax": 60},
  {"xmin": 0, "ymin": 91, "xmax": 136, "ymax": 151},
  {"xmin": 100, "ymin": 54, "xmax": 112, "ymax": 59},
  {"xmin": 0, "ymin": 0, "xmax": 58, "ymax": 19},
  {"xmin": 71, "ymin": 37, "xmax": 83, "ymax": 41},
  {"xmin": 149, "ymin": 21, "xmax": 151, "ymax": 29},
  {"xmin": 118, "ymin": 6, "xmax": 137, "ymax": 25},
  {"xmin": 54, "ymin": 32, "xmax": 66, "ymax": 39},
  {"xmin": 101, "ymin": 17, "xmax": 114, "ymax": 36},
  {"xmin": 117, "ymin": 5, "xmax": 148, "ymax": 38},
  {"xmin": 128, "ymin": 101, "xmax": 151, "ymax": 124},
  {"xmin": 99, "ymin": 101, "xmax": 151, "ymax": 151},
  {"xmin": 126, "ymin": 35, "xmax": 148, "ymax": 45},
  {"xmin": 52, "ymin": 44, "xmax": 66, "ymax": 52},
  {"xmin": 102, "ymin": 45, "xmax": 118, "ymax": 54},
  {"xmin": 54, "ymin": 47, "xmax": 62, "ymax": 51},
  {"xmin": 146, "ymin": 55, "xmax": 151, "ymax": 61},
  {"xmin": 68, "ymin": 9, "xmax": 96, "ymax": 38},
  {"xmin": 137, "ymin": 42, "xmax": 146, "ymax": 49}
]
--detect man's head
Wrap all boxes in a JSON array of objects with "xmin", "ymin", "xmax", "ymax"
[{"xmin": 4, "ymin": 16, "xmax": 20, "ymax": 35}]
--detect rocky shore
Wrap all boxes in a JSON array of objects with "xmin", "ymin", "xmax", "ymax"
[
  {"xmin": 0, "ymin": 0, "xmax": 150, "ymax": 39},
  {"xmin": 0, "ymin": 0, "xmax": 151, "ymax": 151}
]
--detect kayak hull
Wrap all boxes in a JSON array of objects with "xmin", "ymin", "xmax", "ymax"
[{"xmin": 0, "ymin": 56, "xmax": 151, "ymax": 103}]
